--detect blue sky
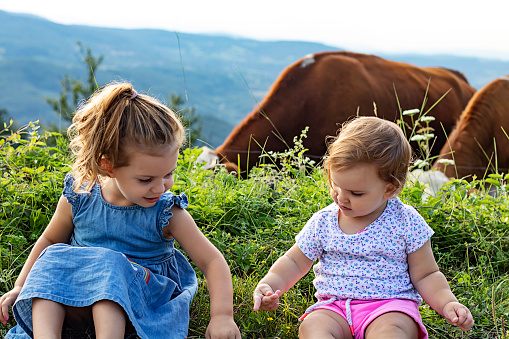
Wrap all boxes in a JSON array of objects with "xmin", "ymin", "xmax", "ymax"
[{"xmin": 2, "ymin": 0, "xmax": 509, "ymax": 60}]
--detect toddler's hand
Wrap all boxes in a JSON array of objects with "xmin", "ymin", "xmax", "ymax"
[
  {"xmin": 443, "ymin": 301, "xmax": 474, "ymax": 331},
  {"xmin": 253, "ymin": 283, "xmax": 282, "ymax": 312}
]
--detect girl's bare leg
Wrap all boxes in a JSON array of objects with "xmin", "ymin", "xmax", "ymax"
[
  {"xmin": 299, "ymin": 309, "xmax": 352, "ymax": 339},
  {"xmin": 32, "ymin": 298, "xmax": 65, "ymax": 339},
  {"xmin": 364, "ymin": 312, "xmax": 419, "ymax": 339},
  {"xmin": 92, "ymin": 300, "xmax": 126, "ymax": 339}
]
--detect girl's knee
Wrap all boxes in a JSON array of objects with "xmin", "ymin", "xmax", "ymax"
[
  {"xmin": 33, "ymin": 298, "xmax": 66, "ymax": 319},
  {"xmin": 365, "ymin": 312, "xmax": 419, "ymax": 339},
  {"xmin": 92, "ymin": 300, "xmax": 126, "ymax": 323},
  {"xmin": 299, "ymin": 310, "xmax": 351, "ymax": 339},
  {"xmin": 299, "ymin": 318, "xmax": 320, "ymax": 338},
  {"xmin": 32, "ymin": 299, "xmax": 66, "ymax": 338},
  {"xmin": 93, "ymin": 299, "xmax": 122, "ymax": 309},
  {"xmin": 92, "ymin": 300, "xmax": 127, "ymax": 339}
]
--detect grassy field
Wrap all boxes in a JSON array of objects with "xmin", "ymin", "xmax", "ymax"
[{"xmin": 1, "ymin": 123, "xmax": 508, "ymax": 338}]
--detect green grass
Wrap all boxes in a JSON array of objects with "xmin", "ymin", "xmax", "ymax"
[{"xmin": 1, "ymin": 123, "xmax": 509, "ymax": 338}]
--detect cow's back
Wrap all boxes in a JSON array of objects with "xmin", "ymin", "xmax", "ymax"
[
  {"xmin": 215, "ymin": 51, "xmax": 476, "ymax": 172},
  {"xmin": 432, "ymin": 76, "xmax": 509, "ymax": 178}
]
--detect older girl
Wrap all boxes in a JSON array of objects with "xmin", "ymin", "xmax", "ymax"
[{"xmin": 2, "ymin": 82, "xmax": 240, "ymax": 339}]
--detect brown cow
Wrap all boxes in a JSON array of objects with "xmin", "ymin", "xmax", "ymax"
[
  {"xmin": 432, "ymin": 76, "xmax": 509, "ymax": 179},
  {"xmin": 214, "ymin": 51, "xmax": 476, "ymax": 173}
]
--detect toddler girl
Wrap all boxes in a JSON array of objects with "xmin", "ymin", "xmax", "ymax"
[
  {"xmin": 253, "ymin": 116, "xmax": 473, "ymax": 338},
  {"xmin": 1, "ymin": 82, "xmax": 240, "ymax": 339}
]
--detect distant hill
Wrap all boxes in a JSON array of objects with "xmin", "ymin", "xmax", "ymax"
[{"xmin": 1, "ymin": 10, "xmax": 508, "ymax": 147}]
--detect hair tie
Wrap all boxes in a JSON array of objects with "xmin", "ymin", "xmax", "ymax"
[{"xmin": 130, "ymin": 89, "xmax": 138, "ymax": 100}]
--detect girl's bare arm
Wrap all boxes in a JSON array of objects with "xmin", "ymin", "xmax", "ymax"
[
  {"xmin": 1, "ymin": 195, "xmax": 74, "ymax": 321},
  {"xmin": 168, "ymin": 207, "xmax": 240, "ymax": 338},
  {"xmin": 253, "ymin": 243, "xmax": 313, "ymax": 311},
  {"xmin": 408, "ymin": 240, "xmax": 474, "ymax": 331}
]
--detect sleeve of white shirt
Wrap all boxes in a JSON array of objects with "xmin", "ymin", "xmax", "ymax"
[
  {"xmin": 402, "ymin": 203, "xmax": 435, "ymax": 254},
  {"xmin": 295, "ymin": 210, "xmax": 325, "ymax": 261}
]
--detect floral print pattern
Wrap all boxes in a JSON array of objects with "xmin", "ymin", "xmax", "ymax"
[{"xmin": 296, "ymin": 197, "xmax": 433, "ymax": 302}]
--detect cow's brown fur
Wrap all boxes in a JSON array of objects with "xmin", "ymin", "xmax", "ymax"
[
  {"xmin": 215, "ymin": 51, "xmax": 476, "ymax": 173},
  {"xmin": 432, "ymin": 76, "xmax": 509, "ymax": 179}
]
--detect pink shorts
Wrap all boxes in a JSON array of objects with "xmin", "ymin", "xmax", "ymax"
[{"xmin": 306, "ymin": 299, "xmax": 428, "ymax": 339}]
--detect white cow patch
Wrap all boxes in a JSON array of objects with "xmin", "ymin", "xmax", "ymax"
[
  {"xmin": 300, "ymin": 54, "xmax": 315, "ymax": 68},
  {"xmin": 195, "ymin": 146, "xmax": 219, "ymax": 169},
  {"xmin": 408, "ymin": 169, "xmax": 450, "ymax": 200}
]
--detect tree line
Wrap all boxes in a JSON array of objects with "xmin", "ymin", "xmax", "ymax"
[{"xmin": 1, "ymin": 42, "xmax": 202, "ymax": 147}]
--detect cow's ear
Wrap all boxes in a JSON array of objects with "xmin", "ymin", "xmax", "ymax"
[{"xmin": 383, "ymin": 182, "xmax": 397, "ymax": 198}]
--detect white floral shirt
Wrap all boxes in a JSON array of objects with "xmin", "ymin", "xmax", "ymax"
[{"xmin": 296, "ymin": 197, "xmax": 434, "ymax": 302}]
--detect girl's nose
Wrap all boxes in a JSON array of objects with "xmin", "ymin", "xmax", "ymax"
[
  {"xmin": 152, "ymin": 180, "xmax": 166, "ymax": 194},
  {"xmin": 337, "ymin": 190, "xmax": 348, "ymax": 203}
]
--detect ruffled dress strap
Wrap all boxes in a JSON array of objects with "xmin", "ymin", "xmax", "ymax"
[
  {"xmin": 158, "ymin": 192, "xmax": 189, "ymax": 231},
  {"xmin": 62, "ymin": 174, "xmax": 81, "ymax": 214}
]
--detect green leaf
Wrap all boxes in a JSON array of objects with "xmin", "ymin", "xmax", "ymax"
[{"xmin": 484, "ymin": 178, "xmax": 501, "ymax": 187}]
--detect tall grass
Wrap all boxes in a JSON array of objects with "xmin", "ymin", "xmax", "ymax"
[{"xmin": 1, "ymin": 122, "xmax": 508, "ymax": 338}]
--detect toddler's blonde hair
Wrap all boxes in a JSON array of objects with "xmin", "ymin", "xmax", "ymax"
[{"xmin": 323, "ymin": 116, "xmax": 412, "ymax": 195}]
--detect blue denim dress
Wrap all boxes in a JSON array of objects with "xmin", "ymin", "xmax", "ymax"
[{"xmin": 6, "ymin": 174, "xmax": 198, "ymax": 339}]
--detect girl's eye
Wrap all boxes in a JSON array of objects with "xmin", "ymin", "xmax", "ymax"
[
  {"xmin": 351, "ymin": 192, "xmax": 363, "ymax": 197},
  {"xmin": 139, "ymin": 178, "xmax": 152, "ymax": 183}
]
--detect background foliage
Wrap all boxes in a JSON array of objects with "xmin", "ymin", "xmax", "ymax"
[
  {"xmin": 2, "ymin": 9, "xmax": 509, "ymax": 148},
  {"xmin": 1, "ymin": 123, "xmax": 508, "ymax": 338}
]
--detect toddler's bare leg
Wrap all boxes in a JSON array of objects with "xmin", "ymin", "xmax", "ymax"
[
  {"xmin": 364, "ymin": 312, "xmax": 419, "ymax": 339},
  {"xmin": 299, "ymin": 309, "xmax": 352, "ymax": 339},
  {"xmin": 32, "ymin": 298, "xmax": 65, "ymax": 339},
  {"xmin": 92, "ymin": 300, "xmax": 126, "ymax": 339}
]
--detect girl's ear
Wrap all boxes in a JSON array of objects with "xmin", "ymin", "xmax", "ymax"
[
  {"xmin": 384, "ymin": 182, "xmax": 397, "ymax": 199},
  {"xmin": 100, "ymin": 158, "xmax": 115, "ymax": 178}
]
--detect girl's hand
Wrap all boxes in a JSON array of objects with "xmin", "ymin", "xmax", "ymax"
[
  {"xmin": 205, "ymin": 314, "xmax": 241, "ymax": 339},
  {"xmin": 0, "ymin": 286, "xmax": 22, "ymax": 324},
  {"xmin": 253, "ymin": 283, "xmax": 282, "ymax": 312},
  {"xmin": 443, "ymin": 301, "xmax": 474, "ymax": 331}
]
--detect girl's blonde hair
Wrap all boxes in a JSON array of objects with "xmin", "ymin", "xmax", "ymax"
[
  {"xmin": 68, "ymin": 82, "xmax": 185, "ymax": 192},
  {"xmin": 323, "ymin": 116, "xmax": 412, "ymax": 195}
]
